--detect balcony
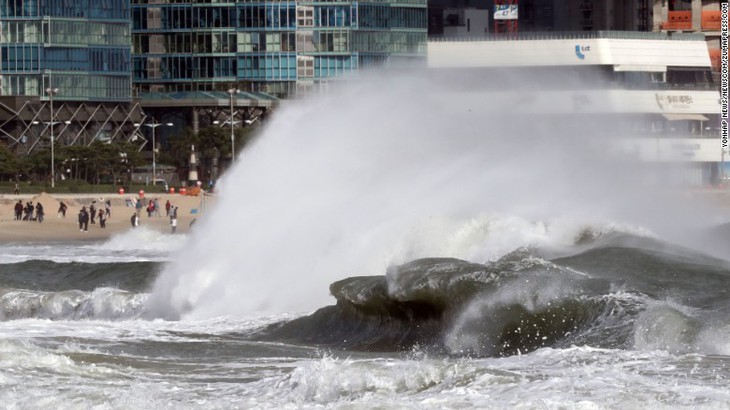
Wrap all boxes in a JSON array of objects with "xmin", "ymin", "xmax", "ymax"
[
  {"xmin": 701, "ymin": 11, "xmax": 721, "ymax": 31},
  {"xmin": 662, "ymin": 11, "xmax": 692, "ymax": 31}
]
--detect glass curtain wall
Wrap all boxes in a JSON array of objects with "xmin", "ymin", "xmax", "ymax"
[
  {"xmin": 132, "ymin": 1, "xmax": 238, "ymax": 92},
  {"xmin": 0, "ymin": 0, "xmax": 132, "ymax": 101},
  {"xmin": 131, "ymin": 0, "xmax": 426, "ymax": 97}
]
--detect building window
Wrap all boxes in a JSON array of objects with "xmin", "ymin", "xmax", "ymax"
[
  {"xmin": 297, "ymin": 6, "xmax": 314, "ymax": 28},
  {"xmin": 296, "ymin": 56, "xmax": 314, "ymax": 78},
  {"xmin": 296, "ymin": 31, "xmax": 314, "ymax": 52}
]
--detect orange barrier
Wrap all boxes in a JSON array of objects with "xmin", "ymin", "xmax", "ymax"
[
  {"xmin": 169, "ymin": 187, "xmax": 175, "ymax": 194},
  {"xmin": 662, "ymin": 11, "xmax": 692, "ymax": 30},
  {"xmin": 179, "ymin": 188, "xmax": 187, "ymax": 195},
  {"xmin": 702, "ymin": 11, "xmax": 721, "ymax": 31},
  {"xmin": 118, "ymin": 187, "xmax": 125, "ymax": 195},
  {"xmin": 709, "ymin": 48, "xmax": 721, "ymax": 71},
  {"xmin": 139, "ymin": 189, "xmax": 145, "ymax": 198}
]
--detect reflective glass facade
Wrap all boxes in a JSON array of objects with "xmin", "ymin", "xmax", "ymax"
[
  {"xmin": 131, "ymin": 0, "xmax": 427, "ymax": 96},
  {"xmin": 0, "ymin": 0, "xmax": 132, "ymax": 101}
]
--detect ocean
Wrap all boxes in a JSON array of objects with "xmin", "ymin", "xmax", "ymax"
[
  {"xmin": 2, "ymin": 74, "xmax": 729, "ymax": 408},
  {"xmin": 1, "ymin": 222, "xmax": 729, "ymax": 409}
]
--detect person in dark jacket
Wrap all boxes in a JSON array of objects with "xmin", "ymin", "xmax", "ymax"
[
  {"xmin": 14, "ymin": 200, "xmax": 23, "ymax": 220},
  {"xmin": 78, "ymin": 207, "xmax": 89, "ymax": 231},
  {"xmin": 35, "ymin": 202, "xmax": 44, "ymax": 223},
  {"xmin": 89, "ymin": 201, "xmax": 96, "ymax": 224}
]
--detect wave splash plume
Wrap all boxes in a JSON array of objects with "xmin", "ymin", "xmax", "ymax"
[{"xmin": 145, "ymin": 71, "xmax": 726, "ymax": 322}]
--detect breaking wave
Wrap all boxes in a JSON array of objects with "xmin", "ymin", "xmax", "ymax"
[{"xmin": 259, "ymin": 233, "xmax": 730, "ymax": 357}]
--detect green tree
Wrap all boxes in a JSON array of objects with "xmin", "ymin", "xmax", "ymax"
[{"xmin": 0, "ymin": 143, "xmax": 23, "ymax": 179}]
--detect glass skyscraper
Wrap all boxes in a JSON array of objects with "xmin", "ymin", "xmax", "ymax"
[
  {"xmin": 131, "ymin": 0, "xmax": 427, "ymax": 97},
  {"xmin": 1, "ymin": 0, "xmax": 427, "ymax": 158},
  {"xmin": 1, "ymin": 0, "xmax": 132, "ymax": 101},
  {"xmin": 0, "ymin": 0, "xmax": 139, "ymax": 154}
]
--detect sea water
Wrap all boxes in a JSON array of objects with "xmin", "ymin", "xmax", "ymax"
[
  {"xmin": 2, "ymin": 72, "xmax": 730, "ymax": 408},
  {"xmin": 1, "ymin": 226, "xmax": 730, "ymax": 409}
]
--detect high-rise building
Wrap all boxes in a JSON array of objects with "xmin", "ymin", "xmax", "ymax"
[
  {"xmin": 0, "ymin": 0, "xmax": 142, "ymax": 154},
  {"xmin": 130, "ymin": 0, "xmax": 428, "ymax": 148},
  {"xmin": 131, "ymin": 0, "xmax": 428, "ymax": 97}
]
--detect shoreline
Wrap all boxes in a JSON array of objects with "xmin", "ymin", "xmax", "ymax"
[{"xmin": 0, "ymin": 192, "xmax": 212, "ymax": 244}]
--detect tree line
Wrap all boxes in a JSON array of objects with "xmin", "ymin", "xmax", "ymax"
[{"xmin": 0, "ymin": 125, "xmax": 256, "ymax": 187}]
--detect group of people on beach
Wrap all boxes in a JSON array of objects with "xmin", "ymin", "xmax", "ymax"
[
  {"xmin": 10, "ymin": 196, "xmax": 184, "ymax": 234},
  {"xmin": 13, "ymin": 200, "xmax": 44, "ymax": 223},
  {"xmin": 129, "ymin": 197, "xmax": 179, "ymax": 233},
  {"xmin": 77, "ymin": 200, "xmax": 111, "ymax": 232}
]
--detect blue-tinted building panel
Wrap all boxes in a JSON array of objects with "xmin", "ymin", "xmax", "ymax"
[
  {"xmin": 0, "ymin": 0, "xmax": 132, "ymax": 100},
  {"xmin": 0, "ymin": 44, "xmax": 40, "ymax": 72},
  {"xmin": 41, "ymin": 0, "xmax": 129, "ymax": 20},
  {"xmin": 45, "ymin": 48, "xmax": 130, "ymax": 73},
  {"xmin": 0, "ymin": 0, "xmax": 38, "ymax": 18},
  {"xmin": 130, "ymin": 0, "xmax": 426, "ymax": 96}
]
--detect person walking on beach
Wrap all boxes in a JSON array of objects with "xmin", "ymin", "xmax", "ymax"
[
  {"xmin": 13, "ymin": 182, "xmax": 19, "ymax": 195},
  {"xmin": 78, "ymin": 207, "xmax": 89, "ymax": 232},
  {"xmin": 35, "ymin": 202, "xmax": 44, "ymax": 223},
  {"xmin": 170, "ymin": 214, "xmax": 177, "ymax": 234},
  {"xmin": 154, "ymin": 199, "xmax": 161, "ymax": 217},
  {"xmin": 14, "ymin": 200, "xmax": 23, "ymax": 221},
  {"xmin": 165, "ymin": 200, "xmax": 171, "ymax": 217},
  {"xmin": 89, "ymin": 201, "xmax": 96, "ymax": 225},
  {"xmin": 98, "ymin": 208, "xmax": 106, "ymax": 228},
  {"xmin": 130, "ymin": 212, "xmax": 139, "ymax": 228},
  {"xmin": 24, "ymin": 202, "xmax": 34, "ymax": 221},
  {"xmin": 58, "ymin": 201, "xmax": 67, "ymax": 218},
  {"xmin": 105, "ymin": 200, "xmax": 111, "ymax": 217},
  {"xmin": 135, "ymin": 198, "xmax": 143, "ymax": 216}
]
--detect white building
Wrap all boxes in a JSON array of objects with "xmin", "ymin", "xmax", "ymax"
[{"xmin": 428, "ymin": 31, "xmax": 722, "ymax": 186}]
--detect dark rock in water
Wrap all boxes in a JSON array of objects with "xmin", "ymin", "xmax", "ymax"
[
  {"xmin": 255, "ymin": 237, "xmax": 730, "ymax": 357},
  {"xmin": 257, "ymin": 257, "xmax": 540, "ymax": 353}
]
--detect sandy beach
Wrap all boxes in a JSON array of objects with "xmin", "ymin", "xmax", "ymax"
[{"xmin": 0, "ymin": 192, "xmax": 212, "ymax": 243}]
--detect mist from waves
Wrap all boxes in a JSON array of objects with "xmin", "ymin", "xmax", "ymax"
[{"xmin": 145, "ymin": 69, "xmax": 728, "ymax": 320}]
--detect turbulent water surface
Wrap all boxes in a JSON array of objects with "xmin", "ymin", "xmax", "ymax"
[{"xmin": 1, "ymin": 224, "xmax": 730, "ymax": 409}]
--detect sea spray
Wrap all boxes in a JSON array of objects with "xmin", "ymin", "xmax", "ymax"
[{"xmin": 145, "ymin": 70, "xmax": 726, "ymax": 320}]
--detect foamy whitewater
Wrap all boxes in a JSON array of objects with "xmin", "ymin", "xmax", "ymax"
[{"xmin": 2, "ymin": 72, "xmax": 730, "ymax": 408}]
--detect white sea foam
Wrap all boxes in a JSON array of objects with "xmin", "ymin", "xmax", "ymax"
[
  {"xmin": 0, "ymin": 315, "xmax": 728, "ymax": 409},
  {"xmin": 242, "ymin": 347, "xmax": 730, "ymax": 409},
  {"xmin": 0, "ymin": 287, "xmax": 147, "ymax": 321},
  {"xmin": 0, "ymin": 227, "xmax": 187, "ymax": 264}
]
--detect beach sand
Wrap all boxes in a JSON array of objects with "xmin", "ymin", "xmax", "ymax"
[{"xmin": 0, "ymin": 192, "xmax": 212, "ymax": 243}]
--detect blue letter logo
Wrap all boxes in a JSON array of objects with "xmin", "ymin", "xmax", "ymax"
[
  {"xmin": 575, "ymin": 45, "xmax": 590, "ymax": 60},
  {"xmin": 575, "ymin": 45, "xmax": 585, "ymax": 60}
]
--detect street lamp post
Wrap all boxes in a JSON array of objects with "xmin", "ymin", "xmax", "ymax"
[
  {"xmin": 228, "ymin": 88, "xmax": 241, "ymax": 162},
  {"xmin": 46, "ymin": 87, "xmax": 60, "ymax": 188},
  {"xmin": 138, "ymin": 119, "xmax": 173, "ymax": 188}
]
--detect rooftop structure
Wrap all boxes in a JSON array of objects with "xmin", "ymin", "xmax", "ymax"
[{"xmin": 652, "ymin": 0, "xmax": 723, "ymax": 75}]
